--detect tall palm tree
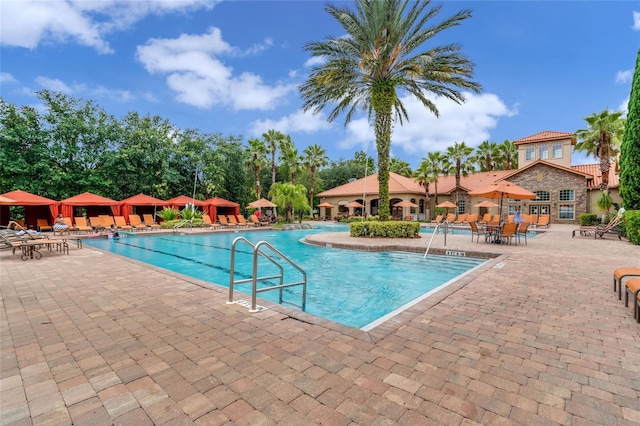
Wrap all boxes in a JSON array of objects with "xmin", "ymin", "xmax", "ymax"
[
  {"xmin": 475, "ymin": 140, "xmax": 498, "ymax": 172},
  {"xmin": 303, "ymin": 144, "xmax": 329, "ymax": 209},
  {"xmin": 496, "ymin": 139, "xmax": 518, "ymax": 170},
  {"xmin": 413, "ymin": 160, "xmax": 434, "ymax": 219},
  {"xmin": 424, "ymin": 151, "xmax": 446, "ymax": 207},
  {"xmin": 263, "ymin": 129, "xmax": 287, "ymax": 185},
  {"xmin": 300, "ymin": 0, "xmax": 480, "ymax": 220},
  {"xmin": 245, "ymin": 138, "xmax": 268, "ymax": 200},
  {"xmin": 389, "ymin": 157, "xmax": 413, "ymax": 177},
  {"xmin": 575, "ymin": 109, "xmax": 625, "ymax": 191},
  {"xmin": 279, "ymin": 137, "xmax": 302, "ymax": 184},
  {"xmin": 445, "ymin": 141, "xmax": 475, "ymax": 206}
]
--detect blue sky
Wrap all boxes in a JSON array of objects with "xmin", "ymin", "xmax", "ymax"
[{"xmin": 1, "ymin": 1, "xmax": 637, "ymax": 169}]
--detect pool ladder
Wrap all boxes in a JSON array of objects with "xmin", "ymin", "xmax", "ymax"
[
  {"xmin": 424, "ymin": 220, "xmax": 450, "ymax": 257},
  {"xmin": 227, "ymin": 237, "xmax": 307, "ymax": 313},
  {"xmin": 172, "ymin": 219, "xmax": 193, "ymax": 233}
]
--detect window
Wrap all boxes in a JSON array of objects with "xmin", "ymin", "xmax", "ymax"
[
  {"xmin": 559, "ymin": 204, "xmax": 574, "ymax": 220},
  {"xmin": 533, "ymin": 191, "xmax": 550, "ymax": 201},
  {"xmin": 552, "ymin": 142, "xmax": 563, "ymax": 159},
  {"xmin": 525, "ymin": 146, "xmax": 535, "ymax": 161},
  {"xmin": 538, "ymin": 144, "xmax": 548, "ymax": 160},
  {"xmin": 559, "ymin": 189, "xmax": 574, "ymax": 201},
  {"xmin": 457, "ymin": 200, "xmax": 465, "ymax": 214}
]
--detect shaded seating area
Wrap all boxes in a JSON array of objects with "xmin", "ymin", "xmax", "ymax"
[
  {"xmin": 0, "ymin": 190, "xmax": 60, "ymax": 231},
  {"xmin": 61, "ymin": 192, "xmax": 120, "ymax": 231},
  {"xmin": 205, "ymin": 197, "xmax": 240, "ymax": 225},
  {"xmin": 119, "ymin": 194, "xmax": 167, "ymax": 226}
]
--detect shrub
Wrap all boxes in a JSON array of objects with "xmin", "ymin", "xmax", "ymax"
[
  {"xmin": 579, "ymin": 213, "xmax": 599, "ymax": 226},
  {"xmin": 157, "ymin": 208, "xmax": 180, "ymax": 221},
  {"xmin": 350, "ymin": 221, "xmax": 421, "ymax": 238},
  {"xmin": 160, "ymin": 218, "xmax": 205, "ymax": 229},
  {"xmin": 620, "ymin": 210, "xmax": 640, "ymax": 245}
]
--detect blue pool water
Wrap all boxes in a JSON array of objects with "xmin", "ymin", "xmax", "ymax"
[{"xmin": 84, "ymin": 225, "xmax": 485, "ymax": 329}]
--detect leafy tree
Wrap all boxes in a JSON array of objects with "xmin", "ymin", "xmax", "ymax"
[
  {"xmin": 303, "ymin": 144, "xmax": 329, "ymax": 209},
  {"xmin": 246, "ymin": 138, "xmax": 268, "ymax": 199},
  {"xmin": 575, "ymin": 109, "xmax": 625, "ymax": 191},
  {"xmin": 300, "ymin": 0, "xmax": 480, "ymax": 220},
  {"xmin": 496, "ymin": 139, "xmax": 518, "ymax": 170},
  {"xmin": 620, "ymin": 49, "xmax": 640, "ymax": 210},
  {"xmin": 475, "ymin": 140, "xmax": 498, "ymax": 171},
  {"xmin": 0, "ymin": 101, "xmax": 51, "ymax": 195},
  {"xmin": 263, "ymin": 129, "xmax": 287, "ymax": 185},
  {"xmin": 278, "ymin": 136, "xmax": 302, "ymax": 184},
  {"xmin": 353, "ymin": 150, "xmax": 376, "ymax": 173},
  {"xmin": 445, "ymin": 141, "xmax": 475, "ymax": 206},
  {"xmin": 389, "ymin": 158, "xmax": 412, "ymax": 177},
  {"xmin": 414, "ymin": 151, "xmax": 444, "ymax": 219},
  {"xmin": 269, "ymin": 182, "xmax": 309, "ymax": 223}
]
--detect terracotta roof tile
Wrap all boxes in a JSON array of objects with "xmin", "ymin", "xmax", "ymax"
[
  {"xmin": 572, "ymin": 163, "xmax": 619, "ymax": 189},
  {"xmin": 317, "ymin": 172, "xmax": 424, "ymax": 197},
  {"xmin": 433, "ymin": 170, "xmax": 513, "ymax": 195},
  {"xmin": 513, "ymin": 130, "xmax": 575, "ymax": 145}
]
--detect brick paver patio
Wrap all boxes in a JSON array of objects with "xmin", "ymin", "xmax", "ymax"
[{"xmin": 1, "ymin": 224, "xmax": 639, "ymax": 425}]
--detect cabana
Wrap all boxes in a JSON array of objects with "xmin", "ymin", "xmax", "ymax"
[
  {"xmin": 120, "ymin": 194, "xmax": 167, "ymax": 220},
  {"xmin": 165, "ymin": 195, "xmax": 207, "ymax": 211},
  {"xmin": 60, "ymin": 192, "xmax": 120, "ymax": 219},
  {"xmin": 0, "ymin": 190, "xmax": 60, "ymax": 229},
  {"xmin": 204, "ymin": 197, "xmax": 240, "ymax": 221}
]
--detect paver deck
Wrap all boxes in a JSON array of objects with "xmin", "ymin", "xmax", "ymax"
[{"xmin": 1, "ymin": 224, "xmax": 639, "ymax": 425}]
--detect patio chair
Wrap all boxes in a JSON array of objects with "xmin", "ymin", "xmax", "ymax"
[
  {"xmin": 202, "ymin": 214, "xmax": 221, "ymax": 229},
  {"xmin": 100, "ymin": 215, "xmax": 116, "ymax": 230},
  {"xmin": 143, "ymin": 214, "xmax": 161, "ymax": 230},
  {"xmin": 250, "ymin": 214, "xmax": 270, "ymax": 227},
  {"xmin": 237, "ymin": 215, "xmax": 255, "ymax": 227},
  {"xmin": 74, "ymin": 217, "xmax": 93, "ymax": 233},
  {"xmin": 499, "ymin": 223, "xmax": 518, "ymax": 244},
  {"xmin": 430, "ymin": 215, "xmax": 443, "ymax": 223},
  {"xmin": 536, "ymin": 215, "xmax": 550, "ymax": 228},
  {"xmin": 89, "ymin": 217, "xmax": 104, "ymax": 231},
  {"xmin": 227, "ymin": 215, "xmax": 247, "ymax": 228},
  {"xmin": 516, "ymin": 222, "xmax": 530, "ymax": 245},
  {"xmin": 114, "ymin": 216, "xmax": 133, "ymax": 231},
  {"xmin": 37, "ymin": 219, "xmax": 52, "ymax": 232},
  {"xmin": 218, "ymin": 215, "xmax": 232, "ymax": 228},
  {"xmin": 469, "ymin": 221, "xmax": 489, "ymax": 243},
  {"xmin": 128, "ymin": 214, "xmax": 147, "ymax": 231},
  {"xmin": 613, "ymin": 268, "xmax": 640, "ymax": 300},
  {"xmin": 624, "ymin": 279, "xmax": 640, "ymax": 321}
]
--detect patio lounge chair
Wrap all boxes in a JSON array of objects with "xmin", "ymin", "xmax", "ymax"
[
  {"xmin": 444, "ymin": 213, "xmax": 455, "ymax": 223},
  {"xmin": 37, "ymin": 219, "xmax": 52, "ymax": 232},
  {"xmin": 536, "ymin": 215, "xmax": 550, "ymax": 228},
  {"xmin": 595, "ymin": 215, "xmax": 622, "ymax": 240},
  {"xmin": 431, "ymin": 215, "xmax": 443, "ymax": 223},
  {"xmin": 454, "ymin": 214, "xmax": 468, "ymax": 225},
  {"xmin": 202, "ymin": 214, "xmax": 221, "ymax": 229},
  {"xmin": 128, "ymin": 214, "xmax": 147, "ymax": 231},
  {"xmin": 250, "ymin": 214, "xmax": 270, "ymax": 227},
  {"xmin": 74, "ymin": 217, "xmax": 93, "ymax": 233},
  {"xmin": 613, "ymin": 268, "xmax": 640, "ymax": 300},
  {"xmin": 624, "ymin": 279, "xmax": 640, "ymax": 321},
  {"xmin": 227, "ymin": 215, "xmax": 247, "ymax": 228},
  {"xmin": 218, "ymin": 215, "xmax": 232, "ymax": 228},
  {"xmin": 114, "ymin": 216, "xmax": 133, "ymax": 231},
  {"xmin": 479, "ymin": 214, "xmax": 491, "ymax": 224},
  {"xmin": 237, "ymin": 215, "xmax": 255, "ymax": 227},
  {"xmin": 89, "ymin": 217, "xmax": 104, "ymax": 231},
  {"xmin": 143, "ymin": 214, "xmax": 161, "ymax": 230},
  {"xmin": 100, "ymin": 215, "xmax": 116, "ymax": 230}
]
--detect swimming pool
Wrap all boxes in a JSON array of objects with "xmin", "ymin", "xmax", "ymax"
[{"xmin": 84, "ymin": 225, "xmax": 486, "ymax": 329}]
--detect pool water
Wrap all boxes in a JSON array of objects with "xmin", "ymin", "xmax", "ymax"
[{"xmin": 85, "ymin": 225, "xmax": 485, "ymax": 329}]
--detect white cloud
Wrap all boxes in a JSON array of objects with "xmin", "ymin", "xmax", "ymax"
[
  {"xmin": 337, "ymin": 92, "xmax": 516, "ymax": 155},
  {"xmin": 616, "ymin": 69, "xmax": 633, "ymax": 84},
  {"xmin": 0, "ymin": 72, "xmax": 17, "ymax": 83},
  {"xmin": 634, "ymin": 11, "xmax": 640, "ymax": 30},
  {"xmin": 137, "ymin": 28, "xmax": 296, "ymax": 110},
  {"xmin": 304, "ymin": 56, "xmax": 325, "ymax": 68},
  {"xmin": 0, "ymin": 0, "xmax": 214, "ymax": 54},
  {"xmin": 35, "ymin": 77, "xmax": 73, "ymax": 94},
  {"xmin": 249, "ymin": 110, "xmax": 333, "ymax": 136},
  {"xmin": 619, "ymin": 96, "xmax": 630, "ymax": 116}
]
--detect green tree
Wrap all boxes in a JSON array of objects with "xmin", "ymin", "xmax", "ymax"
[
  {"xmin": 389, "ymin": 158, "xmax": 412, "ymax": 177},
  {"xmin": 263, "ymin": 129, "xmax": 287, "ymax": 185},
  {"xmin": 413, "ymin": 161, "xmax": 433, "ymax": 219},
  {"xmin": 475, "ymin": 140, "xmax": 498, "ymax": 172},
  {"xmin": 496, "ymin": 139, "xmax": 518, "ymax": 170},
  {"xmin": 575, "ymin": 109, "xmax": 625, "ymax": 191},
  {"xmin": 445, "ymin": 141, "xmax": 475, "ymax": 206},
  {"xmin": 278, "ymin": 136, "xmax": 302, "ymax": 184},
  {"xmin": 300, "ymin": 0, "xmax": 480, "ymax": 220},
  {"xmin": 620, "ymin": 49, "xmax": 640, "ymax": 210},
  {"xmin": 246, "ymin": 138, "xmax": 268, "ymax": 199},
  {"xmin": 269, "ymin": 182, "xmax": 310, "ymax": 223},
  {"xmin": 303, "ymin": 144, "xmax": 329, "ymax": 209}
]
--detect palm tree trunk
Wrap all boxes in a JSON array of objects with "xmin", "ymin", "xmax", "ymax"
[
  {"xmin": 309, "ymin": 166, "xmax": 316, "ymax": 211},
  {"xmin": 372, "ymin": 84, "xmax": 394, "ymax": 221},
  {"xmin": 599, "ymin": 132, "xmax": 610, "ymax": 191},
  {"xmin": 271, "ymin": 150, "xmax": 276, "ymax": 185}
]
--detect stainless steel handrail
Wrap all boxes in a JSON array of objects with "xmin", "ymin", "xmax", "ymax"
[
  {"xmin": 172, "ymin": 219, "xmax": 193, "ymax": 233},
  {"xmin": 228, "ymin": 237, "xmax": 307, "ymax": 312}
]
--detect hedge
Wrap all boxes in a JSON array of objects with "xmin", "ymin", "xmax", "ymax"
[
  {"xmin": 350, "ymin": 221, "xmax": 421, "ymax": 238},
  {"xmin": 621, "ymin": 210, "xmax": 640, "ymax": 245}
]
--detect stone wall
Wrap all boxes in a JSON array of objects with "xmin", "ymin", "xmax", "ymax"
[{"xmin": 506, "ymin": 163, "xmax": 587, "ymax": 224}]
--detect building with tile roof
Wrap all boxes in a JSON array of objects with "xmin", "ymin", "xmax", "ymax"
[{"xmin": 317, "ymin": 131, "xmax": 620, "ymax": 223}]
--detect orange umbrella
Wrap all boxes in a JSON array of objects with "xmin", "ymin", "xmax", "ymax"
[
  {"xmin": 317, "ymin": 202, "xmax": 334, "ymax": 208},
  {"xmin": 436, "ymin": 201, "xmax": 457, "ymax": 209},
  {"xmin": 346, "ymin": 201, "xmax": 364, "ymax": 208},
  {"xmin": 247, "ymin": 198, "xmax": 277, "ymax": 208},
  {"xmin": 468, "ymin": 181, "xmax": 536, "ymax": 223},
  {"xmin": 393, "ymin": 200, "xmax": 418, "ymax": 208},
  {"xmin": 473, "ymin": 200, "xmax": 499, "ymax": 208}
]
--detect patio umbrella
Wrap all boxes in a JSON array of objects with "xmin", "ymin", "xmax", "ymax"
[
  {"xmin": 247, "ymin": 198, "xmax": 277, "ymax": 208},
  {"xmin": 473, "ymin": 200, "xmax": 499, "ymax": 208},
  {"xmin": 317, "ymin": 202, "xmax": 334, "ymax": 208},
  {"xmin": 468, "ymin": 181, "xmax": 536, "ymax": 223},
  {"xmin": 393, "ymin": 200, "xmax": 418, "ymax": 208},
  {"xmin": 436, "ymin": 201, "xmax": 457, "ymax": 209},
  {"xmin": 346, "ymin": 201, "xmax": 364, "ymax": 208}
]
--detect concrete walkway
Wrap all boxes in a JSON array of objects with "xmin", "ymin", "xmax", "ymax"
[{"xmin": 1, "ymin": 224, "xmax": 639, "ymax": 425}]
